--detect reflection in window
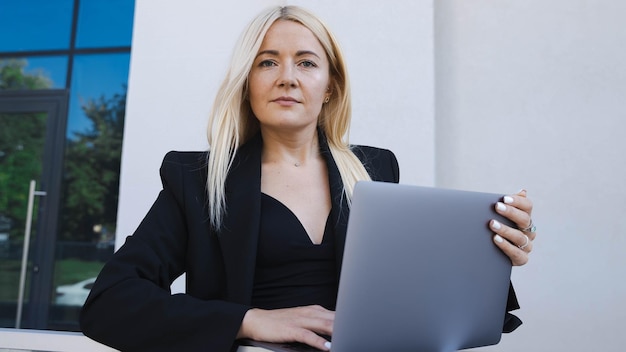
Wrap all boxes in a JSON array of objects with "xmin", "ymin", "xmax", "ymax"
[
  {"xmin": 0, "ymin": 59, "xmax": 53, "ymax": 90},
  {"xmin": 24, "ymin": 57, "xmax": 69, "ymax": 88},
  {"xmin": 61, "ymin": 52, "xmax": 129, "ymax": 244},
  {"xmin": 0, "ymin": 57, "xmax": 68, "ymax": 90},
  {"xmin": 76, "ymin": 0, "xmax": 135, "ymax": 48},
  {"xmin": 0, "ymin": 111, "xmax": 47, "ymax": 329},
  {"xmin": 0, "ymin": 112, "xmax": 47, "ymax": 238},
  {"xmin": 67, "ymin": 53, "xmax": 130, "ymax": 137},
  {"xmin": 0, "ymin": 0, "xmax": 135, "ymax": 331},
  {"xmin": 0, "ymin": 0, "xmax": 74, "ymax": 52}
]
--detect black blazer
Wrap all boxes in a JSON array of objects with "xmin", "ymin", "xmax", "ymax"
[
  {"xmin": 80, "ymin": 133, "xmax": 399, "ymax": 351},
  {"xmin": 80, "ymin": 133, "xmax": 520, "ymax": 352}
]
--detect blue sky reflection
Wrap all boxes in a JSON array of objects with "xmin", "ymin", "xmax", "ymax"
[
  {"xmin": 0, "ymin": 0, "xmax": 73, "ymax": 52},
  {"xmin": 22, "ymin": 56, "xmax": 69, "ymax": 88},
  {"xmin": 67, "ymin": 53, "xmax": 131, "ymax": 139}
]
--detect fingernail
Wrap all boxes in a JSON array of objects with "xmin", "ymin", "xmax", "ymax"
[
  {"xmin": 517, "ymin": 188, "xmax": 526, "ymax": 194},
  {"xmin": 491, "ymin": 220, "xmax": 502, "ymax": 230},
  {"xmin": 496, "ymin": 202, "xmax": 507, "ymax": 212},
  {"xmin": 324, "ymin": 341, "xmax": 332, "ymax": 350},
  {"xmin": 494, "ymin": 235, "xmax": 504, "ymax": 243},
  {"xmin": 503, "ymin": 196, "xmax": 514, "ymax": 204}
]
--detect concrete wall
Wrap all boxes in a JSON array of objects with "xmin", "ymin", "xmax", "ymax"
[
  {"xmin": 435, "ymin": 1, "xmax": 626, "ymax": 351},
  {"xmin": 119, "ymin": 0, "xmax": 626, "ymax": 350}
]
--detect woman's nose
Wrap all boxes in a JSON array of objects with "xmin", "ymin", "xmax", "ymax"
[{"xmin": 277, "ymin": 65, "xmax": 297, "ymax": 87}]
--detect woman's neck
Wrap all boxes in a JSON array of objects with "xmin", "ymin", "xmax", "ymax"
[{"xmin": 260, "ymin": 127, "xmax": 320, "ymax": 167}]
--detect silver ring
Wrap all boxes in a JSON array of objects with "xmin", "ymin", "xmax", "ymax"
[
  {"xmin": 519, "ymin": 235, "xmax": 529, "ymax": 250},
  {"xmin": 520, "ymin": 219, "xmax": 536, "ymax": 233}
]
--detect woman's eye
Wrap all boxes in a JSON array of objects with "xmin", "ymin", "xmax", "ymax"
[
  {"xmin": 300, "ymin": 60, "xmax": 317, "ymax": 68},
  {"xmin": 259, "ymin": 60, "xmax": 276, "ymax": 67}
]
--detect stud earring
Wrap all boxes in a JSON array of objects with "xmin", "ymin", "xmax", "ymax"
[{"xmin": 324, "ymin": 96, "xmax": 330, "ymax": 103}]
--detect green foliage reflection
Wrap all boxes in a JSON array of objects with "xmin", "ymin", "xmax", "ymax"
[
  {"xmin": 0, "ymin": 60, "xmax": 51, "ymax": 241},
  {"xmin": 0, "ymin": 59, "xmax": 52, "ymax": 90},
  {"xmin": 60, "ymin": 88, "xmax": 126, "ymax": 243},
  {"xmin": 0, "ymin": 59, "xmax": 125, "ymax": 245}
]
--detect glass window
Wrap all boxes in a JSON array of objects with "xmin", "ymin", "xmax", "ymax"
[
  {"xmin": 0, "ymin": 111, "xmax": 47, "ymax": 328},
  {"xmin": 0, "ymin": 0, "xmax": 134, "ymax": 331},
  {"xmin": 22, "ymin": 57, "xmax": 69, "ymax": 89},
  {"xmin": 76, "ymin": 0, "xmax": 135, "ymax": 48},
  {"xmin": 0, "ymin": 0, "xmax": 74, "ymax": 52},
  {"xmin": 0, "ymin": 57, "xmax": 68, "ymax": 90},
  {"xmin": 66, "ymin": 53, "xmax": 130, "ymax": 137},
  {"xmin": 49, "ymin": 52, "xmax": 129, "ymax": 330}
]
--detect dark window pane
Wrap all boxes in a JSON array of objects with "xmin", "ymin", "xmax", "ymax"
[
  {"xmin": 0, "ymin": 0, "xmax": 74, "ymax": 52},
  {"xmin": 0, "ymin": 111, "xmax": 47, "ymax": 328},
  {"xmin": 76, "ymin": 0, "xmax": 135, "ymax": 48}
]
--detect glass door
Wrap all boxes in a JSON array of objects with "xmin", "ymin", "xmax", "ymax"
[{"xmin": 0, "ymin": 90, "xmax": 67, "ymax": 329}]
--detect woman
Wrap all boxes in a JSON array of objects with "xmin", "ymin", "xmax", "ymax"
[{"xmin": 80, "ymin": 6, "xmax": 535, "ymax": 352}]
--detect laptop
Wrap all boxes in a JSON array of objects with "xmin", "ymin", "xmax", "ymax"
[{"xmin": 239, "ymin": 181, "xmax": 513, "ymax": 352}]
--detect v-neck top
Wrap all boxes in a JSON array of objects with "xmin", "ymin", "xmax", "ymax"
[{"xmin": 251, "ymin": 193, "xmax": 338, "ymax": 310}]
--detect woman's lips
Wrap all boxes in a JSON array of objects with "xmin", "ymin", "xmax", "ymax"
[{"xmin": 272, "ymin": 96, "xmax": 299, "ymax": 106}]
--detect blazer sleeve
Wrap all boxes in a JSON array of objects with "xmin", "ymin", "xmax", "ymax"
[
  {"xmin": 503, "ymin": 283, "xmax": 523, "ymax": 332},
  {"xmin": 80, "ymin": 152, "xmax": 249, "ymax": 352},
  {"xmin": 351, "ymin": 145, "xmax": 400, "ymax": 183}
]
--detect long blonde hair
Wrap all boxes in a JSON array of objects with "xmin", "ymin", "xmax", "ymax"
[{"xmin": 207, "ymin": 6, "xmax": 371, "ymax": 230}]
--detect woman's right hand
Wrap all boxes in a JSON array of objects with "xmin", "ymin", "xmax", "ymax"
[{"xmin": 237, "ymin": 305, "xmax": 334, "ymax": 351}]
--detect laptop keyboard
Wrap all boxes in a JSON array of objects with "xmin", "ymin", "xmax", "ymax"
[{"xmin": 277, "ymin": 342, "xmax": 322, "ymax": 351}]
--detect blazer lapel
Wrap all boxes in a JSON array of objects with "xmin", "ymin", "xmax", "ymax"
[
  {"xmin": 217, "ymin": 134, "xmax": 263, "ymax": 305},
  {"xmin": 319, "ymin": 134, "xmax": 350, "ymax": 280}
]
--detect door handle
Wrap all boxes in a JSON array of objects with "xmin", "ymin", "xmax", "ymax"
[{"xmin": 15, "ymin": 180, "xmax": 47, "ymax": 329}]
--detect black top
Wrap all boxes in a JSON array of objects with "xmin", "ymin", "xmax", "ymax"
[{"xmin": 252, "ymin": 193, "xmax": 337, "ymax": 310}]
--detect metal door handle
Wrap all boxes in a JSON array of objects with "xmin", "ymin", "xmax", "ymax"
[{"xmin": 16, "ymin": 180, "xmax": 47, "ymax": 329}]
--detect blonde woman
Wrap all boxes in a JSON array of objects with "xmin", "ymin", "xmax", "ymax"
[{"xmin": 80, "ymin": 6, "xmax": 534, "ymax": 352}]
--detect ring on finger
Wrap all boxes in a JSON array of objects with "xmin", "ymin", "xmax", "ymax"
[
  {"xmin": 519, "ymin": 235, "xmax": 530, "ymax": 250},
  {"xmin": 520, "ymin": 219, "xmax": 536, "ymax": 233}
]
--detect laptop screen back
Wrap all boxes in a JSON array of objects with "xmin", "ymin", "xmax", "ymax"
[{"xmin": 331, "ymin": 181, "xmax": 513, "ymax": 352}]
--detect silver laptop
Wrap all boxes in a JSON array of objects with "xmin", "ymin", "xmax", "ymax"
[{"xmin": 240, "ymin": 181, "xmax": 513, "ymax": 352}]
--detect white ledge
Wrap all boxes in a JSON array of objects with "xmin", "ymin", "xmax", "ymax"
[{"xmin": 0, "ymin": 328, "xmax": 118, "ymax": 352}]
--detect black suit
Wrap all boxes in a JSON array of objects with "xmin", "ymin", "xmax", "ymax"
[{"xmin": 80, "ymin": 133, "xmax": 519, "ymax": 352}]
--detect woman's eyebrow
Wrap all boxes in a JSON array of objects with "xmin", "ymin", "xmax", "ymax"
[
  {"xmin": 255, "ymin": 50, "xmax": 321, "ymax": 59},
  {"xmin": 256, "ymin": 50, "xmax": 279, "ymax": 58},
  {"xmin": 295, "ymin": 50, "xmax": 321, "ymax": 59}
]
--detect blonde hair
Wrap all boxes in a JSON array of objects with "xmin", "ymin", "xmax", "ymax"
[{"xmin": 207, "ymin": 6, "xmax": 371, "ymax": 230}]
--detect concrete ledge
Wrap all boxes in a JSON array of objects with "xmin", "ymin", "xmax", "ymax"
[{"xmin": 0, "ymin": 328, "xmax": 118, "ymax": 352}]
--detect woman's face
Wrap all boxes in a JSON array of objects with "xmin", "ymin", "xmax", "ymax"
[{"xmin": 248, "ymin": 20, "xmax": 331, "ymax": 133}]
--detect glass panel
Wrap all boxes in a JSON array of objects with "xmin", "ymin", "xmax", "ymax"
[
  {"xmin": 0, "ymin": 57, "xmax": 68, "ymax": 90},
  {"xmin": 49, "ymin": 53, "xmax": 129, "ymax": 330},
  {"xmin": 0, "ymin": 0, "xmax": 74, "ymax": 52},
  {"xmin": 0, "ymin": 112, "xmax": 47, "ymax": 328},
  {"xmin": 66, "ymin": 53, "xmax": 130, "ymax": 137},
  {"xmin": 76, "ymin": 0, "xmax": 136, "ymax": 48}
]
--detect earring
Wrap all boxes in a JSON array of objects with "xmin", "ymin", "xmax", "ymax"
[{"xmin": 324, "ymin": 96, "xmax": 330, "ymax": 104}]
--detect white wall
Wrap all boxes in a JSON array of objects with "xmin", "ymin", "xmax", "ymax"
[
  {"xmin": 436, "ymin": 1, "xmax": 626, "ymax": 351},
  {"xmin": 118, "ymin": 0, "xmax": 625, "ymax": 351},
  {"xmin": 117, "ymin": 0, "xmax": 433, "ymax": 246}
]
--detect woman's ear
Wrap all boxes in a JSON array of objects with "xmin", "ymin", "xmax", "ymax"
[{"xmin": 324, "ymin": 87, "xmax": 332, "ymax": 103}]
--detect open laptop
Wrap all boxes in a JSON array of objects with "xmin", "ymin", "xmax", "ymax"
[{"xmin": 239, "ymin": 181, "xmax": 513, "ymax": 352}]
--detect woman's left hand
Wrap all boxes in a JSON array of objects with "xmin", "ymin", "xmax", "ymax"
[{"xmin": 490, "ymin": 189, "xmax": 536, "ymax": 266}]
